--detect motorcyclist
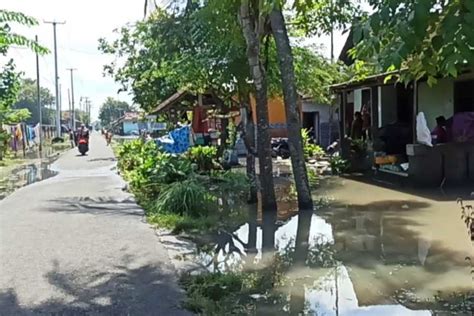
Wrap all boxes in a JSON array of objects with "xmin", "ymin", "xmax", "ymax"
[{"xmin": 76, "ymin": 124, "xmax": 90, "ymax": 144}]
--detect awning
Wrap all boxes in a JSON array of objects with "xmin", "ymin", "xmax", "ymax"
[
  {"xmin": 330, "ymin": 70, "xmax": 403, "ymax": 92},
  {"xmin": 149, "ymin": 90, "xmax": 189, "ymax": 114}
]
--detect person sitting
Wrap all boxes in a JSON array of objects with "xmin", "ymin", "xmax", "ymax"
[{"xmin": 431, "ymin": 116, "xmax": 448, "ymax": 144}]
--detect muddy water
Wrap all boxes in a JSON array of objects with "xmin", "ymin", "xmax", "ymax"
[
  {"xmin": 197, "ymin": 177, "xmax": 474, "ymax": 315},
  {"xmin": 0, "ymin": 148, "xmax": 60, "ymax": 201}
]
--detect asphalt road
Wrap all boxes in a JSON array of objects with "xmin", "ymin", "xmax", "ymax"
[{"xmin": 0, "ymin": 133, "xmax": 191, "ymax": 315}]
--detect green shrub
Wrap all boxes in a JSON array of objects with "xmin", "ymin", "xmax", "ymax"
[
  {"xmin": 116, "ymin": 140, "xmax": 251, "ymax": 233},
  {"xmin": 152, "ymin": 178, "xmax": 215, "ymax": 217},
  {"xmin": 187, "ymin": 146, "xmax": 219, "ymax": 172},
  {"xmin": 209, "ymin": 170, "xmax": 249, "ymax": 193},
  {"xmin": 307, "ymin": 167, "xmax": 319, "ymax": 188},
  {"xmin": 350, "ymin": 138, "xmax": 367, "ymax": 154},
  {"xmin": 150, "ymin": 152, "xmax": 193, "ymax": 184},
  {"xmin": 302, "ymin": 129, "xmax": 324, "ymax": 159},
  {"xmin": 330, "ymin": 156, "xmax": 349, "ymax": 175},
  {"xmin": 117, "ymin": 140, "xmax": 157, "ymax": 172},
  {"xmin": 118, "ymin": 140, "xmax": 193, "ymax": 200}
]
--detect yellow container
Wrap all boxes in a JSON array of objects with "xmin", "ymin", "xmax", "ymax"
[{"xmin": 375, "ymin": 155, "xmax": 397, "ymax": 165}]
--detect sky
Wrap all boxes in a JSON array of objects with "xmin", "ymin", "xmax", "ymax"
[{"xmin": 5, "ymin": 0, "xmax": 350, "ymax": 121}]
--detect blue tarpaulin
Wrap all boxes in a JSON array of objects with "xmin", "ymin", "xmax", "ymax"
[{"xmin": 155, "ymin": 125, "xmax": 190, "ymax": 154}]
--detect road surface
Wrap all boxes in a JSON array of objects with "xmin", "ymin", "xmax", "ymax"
[{"xmin": 0, "ymin": 133, "xmax": 190, "ymax": 315}]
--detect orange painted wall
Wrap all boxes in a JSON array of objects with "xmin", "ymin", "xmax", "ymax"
[
  {"xmin": 249, "ymin": 96, "xmax": 287, "ymax": 124},
  {"xmin": 249, "ymin": 96, "xmax": 305, "ymax": 137}
]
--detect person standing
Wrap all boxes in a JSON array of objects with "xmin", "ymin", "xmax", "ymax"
[
  {"xmin": 351, "ymin": 111, "xmax": 364, "ymax": 140},
  {"xmin": 361, "ymin": 105, "xmax": 371, "ymax": 141}
]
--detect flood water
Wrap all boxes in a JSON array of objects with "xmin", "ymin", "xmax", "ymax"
[
  {"xmin": 196, "ymin": 177, "xmax": 474, "ymax": 315},
  {"xmin": 0, "ymin": 148, "xmax": 60, "ymax": 201}
]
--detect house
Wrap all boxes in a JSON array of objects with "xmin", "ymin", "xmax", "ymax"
[
  {"xmin": 332, "ymin": 27, "xmax": 474, "ymax": 186},
  {"xmin": 300, "ymin": 97, "xmax": 340, "ymax": 148},
  {"xmin": 150, "ymin": 90, "xmax": 338, "ymax": 147},
  {"xmin": 149, "ymin": 90, "xmax": 240, "ymax": 145},
  {"xmin": 331, "ymin": 70, "xmax": 474, "ymax": 186},
  {"xmin": 111, "ymin": 112, "xmax": 147, "ymax": 136}
]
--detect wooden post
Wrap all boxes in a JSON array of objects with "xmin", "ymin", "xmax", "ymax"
[
  {"xmin": 412, "ymin": 80, "xmax": 418, "ymax": 143},
  {"xmin": 371, "ymin": 86, "xmax": 379, "ymax": 138},
  {"xmin": 340, "ymin": 91, "xmax": 347, "ymax": 139},
  {"xmin": 21, "ymin": 124, "xmax": 27, "ymax": 158}
]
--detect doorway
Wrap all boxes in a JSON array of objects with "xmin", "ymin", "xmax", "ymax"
[{"xmin": 302, "ymin": 112, "xmax": 320, "ymax": 142}]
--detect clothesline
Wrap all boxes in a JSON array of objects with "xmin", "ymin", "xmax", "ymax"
[{"xmin": 1, "ymin": 123, "xmax": 58, "ymax": 156}]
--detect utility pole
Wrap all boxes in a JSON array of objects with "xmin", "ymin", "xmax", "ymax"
[
  {"xmin": 44, "ymin": 20, "xmax": 66, "ymax": 137},
  {"xmin": 67, "ymin": 88, "xmax": 71, "ymax": 128},
  {"xmin": 88, "ymin": 100, "xmax": 92, "ymax": 126},
  {"xmin": 35, "ymin": 35, "xmax": 43, "ymax": 152},
  {"xmin": 330, "ymin": 0, "xmax": 334, "ymax": 62},
  {"xmin": 83, "ymin": 97, "xmax": 91, "ymax": 126},
  {"xmin": 67, "ymin": 68, "xmax": 77, "ymax": 130},
  {"xmin": 59, "ymin": 83, "xmax": 62, "ymax": 127}
]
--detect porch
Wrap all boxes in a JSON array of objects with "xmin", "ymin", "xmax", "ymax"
[{"xmin": 333, "ymin": 71, "xmax": 474, "ymax": 187}]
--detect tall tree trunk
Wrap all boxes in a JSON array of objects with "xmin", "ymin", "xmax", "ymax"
[
  {"xmin": 239, "ymin": 1, "xmax": 277, "ymax": 212},
  {"xmin": 214, "ymin": 95, "xmax": 229, "ymax": 158},
  {"xmin": 270, "ymin": 7, "xmax": 313, "ymax": 211},
  {"xmin": 218, "ymin": 113, "xmax": 229, "ymax": 158},
  {"xmin": 240, "ymin": 96, "xmax": 258, "ymax": 203}
]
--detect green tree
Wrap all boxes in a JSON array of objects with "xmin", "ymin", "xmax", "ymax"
[
  {"xmin": 13, "ymin": 78, "xmax": 54, "ymax": 125},
  {"xmin": 352, "ymin": 0, "xmax": 474, "ymax": 84},
  {"xmin": 265, "ymin": 0, "xmax": 360, "ymax": 211},
  {"xmin": 270, "ymin": 3, "xmax": 313, "ymax": 210},
  {"xmin": 111, "ymin": 0, "xmax": 347, "ymax": 211},
  {"xmin": 239, "ymin": 0, "xmax": 278, "ymax": 212},
  {"xmin": 99, "ymin": 97, "xmax": 133, "ymax": 127},
  {"xmin": 100, "ymin": 3, "xmax": 265, "ymax": 204},
  {"xmin": 0, "ymin": 10, "xmax": 48, "ymax": 159}
]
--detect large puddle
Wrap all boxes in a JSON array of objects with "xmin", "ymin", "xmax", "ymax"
[
  {"xmin": 195, "ymin": 178, "xmax": 474, "ymax": 315},
  {"xmin": 0, "ymin": 148, "xmax": 61, "ymax": 201}
]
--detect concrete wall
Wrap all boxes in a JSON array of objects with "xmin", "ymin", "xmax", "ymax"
[
  {"xmin": 347, "ymin": 91, "xmax": 354, "ymax": 103},
  {"xmin": 354, "ymin": 89, "xmax": 362, "ymax": 112},
  {"xmin": 418, "ymin": 79, "xmax": 454, "ymax": 130},
  {"xmin": 301, "ymin": 101, "xmax": 331, "ymax": 123},
  {"xmin": 380, "ymin": 85, "xmax": 398, "ymax": 126}
]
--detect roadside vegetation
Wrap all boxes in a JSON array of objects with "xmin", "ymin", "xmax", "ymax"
[{"xmin": 116, "ymin": 140, "xmax": 249, "ymax": 234}]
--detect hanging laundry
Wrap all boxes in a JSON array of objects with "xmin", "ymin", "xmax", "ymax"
[
  {"xmin": 15, "ymin": 124, "xmax": 23, "ymax": 141},
  {"xmin": 33, "ymin": 124, "xmax": 40, "ymax": 144},
  {"xmin": 28, "ymin": 126, "xmax": 35, "ymax": 142},
  {"xmin": 156, "ymin": 125, "xmax": 191, "ymax": 154}
]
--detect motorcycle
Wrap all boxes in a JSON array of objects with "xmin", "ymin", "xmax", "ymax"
[
  {"xmin": 78, "ymin": 137, "xmax": 89, "ymax": 155},
  {"xmin": 271, "ymin": 138, "xmax": 290, "ymax": 159}
]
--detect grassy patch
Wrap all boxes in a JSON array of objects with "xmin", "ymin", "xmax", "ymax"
[
  {"xmin": 51, "ymin": 142, "xmax": 72, "ymax": 151},
  {"xmin": 180, "ymin": 255, "xmax": 289, "ymax": 315},
  {"xmin": 147, "ymin": 212, "xmax": 217, "ymax": 234},
  {"xmin": 0, "ymin": 156, "xmax": 24, "ymax": 168}
]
